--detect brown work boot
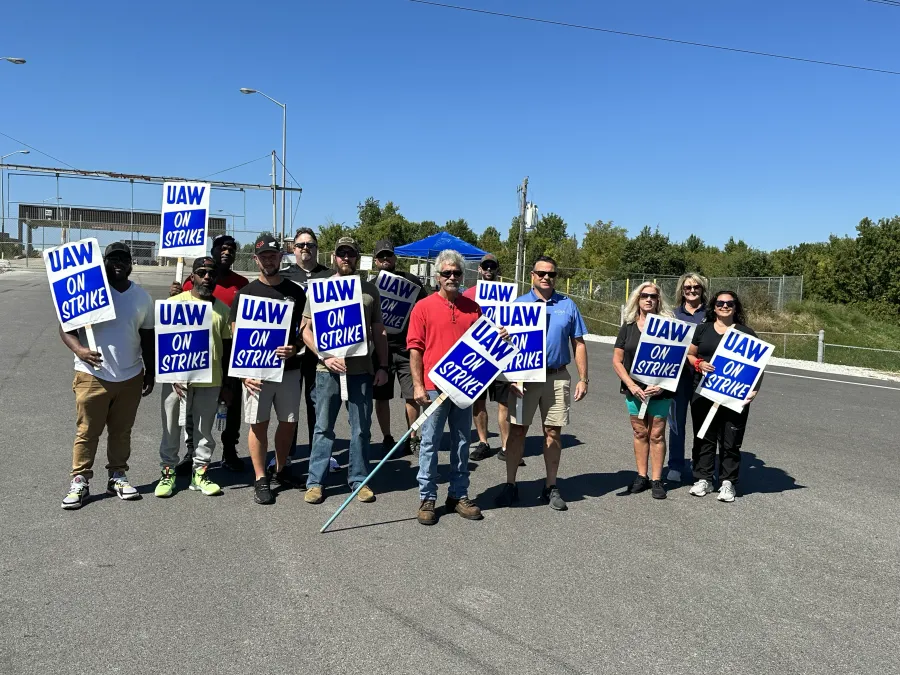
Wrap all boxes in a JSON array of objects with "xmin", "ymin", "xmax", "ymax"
[
  {"xmin": 304, "ymin": 486, "xmax": 324, "ymax": 504},
  {"xmin": 417, "ymin": 499, "xmax": 437, "ymax": 526},
  {"xmin": 356, "ymin": 485, "xmax": 376, "ymax": 503},
  {"xmin": 446, "ymin": 496, "xmax": 483, "ymax": 520}
]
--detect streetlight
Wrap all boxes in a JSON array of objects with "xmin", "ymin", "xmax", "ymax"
[
  {"xmin": 1, "ymin": 57, "xmax": 26, "ymax": 65},
  {"xmin": 1, "ymin": 149, "xmax": 29, "ymax": 248},
  {"xmin": 240, "ymin": 87, "xmax": 286, "ymax": 242}
]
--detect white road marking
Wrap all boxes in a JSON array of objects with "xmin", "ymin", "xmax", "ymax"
[{"xmin": 768, "ymin": 370, "xmax": 900, "ymax": 391}]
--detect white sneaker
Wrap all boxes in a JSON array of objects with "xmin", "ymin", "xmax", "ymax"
[
  {"xmin": 61, "ymin": 475, "xmax": 90, "ymax": 509},
  {"xmin": 666, "ymin": 468, "xmax": 682, "ymax": 482},
  {"xmin": 689, "ymin": 479, "xmax": 714, "ymax": 497},
  {"xmin": 107, "ymin": 471, "xmax": 139, "ymax": 500},
  {"xmin": 717, "ymin": 480, "xmax": 736, "ymax": 502}
]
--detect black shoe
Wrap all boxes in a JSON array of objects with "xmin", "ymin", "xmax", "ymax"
[
  {"xmin": 271, "ymin": 467, "xmax": 296, "ymax": 491},
  {"xmin": 469, "ymin": 442, "xmax": 492, "ymax": 461},
  {"xmin": 541, "ymin": 485, "xmax": 568, "ymax": 511},
  {"xmin": 651, "ymin": 480, "xmax": 667, "ymax": 500},
  {"xmin": 496, "ymin": 448, "xmax": 525, "ymax": 466},
  {"xmin": 175, "ymin": 455, "xmax": 193, "ymax": 476},
  {"xmin": 494, "ymin": 483, "xmax": 519, "ymax": 508},
  {"xmin": 407, "ymin": 435, "xmax": 420, "ymax": 457},
  {"xmin": 629, "ymin": 474, "xmax": 650, "ymax": 494},
  {"xmin": 382, "ymin": 436, "xmax": 397, "ymax": 455},
  {"xmin": 221, "ymin": 450, "xmax": 245, "ymax": 472},
  {"xmin": 254, "ymin": 477, "xmax": 274, "ymax": 505}
]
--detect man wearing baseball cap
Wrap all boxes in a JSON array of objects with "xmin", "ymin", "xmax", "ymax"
[
  {"xmin": 60, "ymin": 242, "xmax": 155, "ymax": 509},
  {"xmin": 171, "ymin": 234, "xmax": 249, "ymax": 472},
  {"xmin": 229, "ymin": 234, "xmax": 307, "ymax": 505},
  {"xmin": 463, "ymin": 253, "xmax": 513, "ymax": 463},
  {"xmin": 369, "ymin": 238, "xmax": 428, "ymax": 457},
  {"xmin": 301, "ymin": 236, "xmax": 389, "ymax": 505}
]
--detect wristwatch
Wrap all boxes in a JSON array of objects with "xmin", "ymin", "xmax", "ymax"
[{"xmin": 580, "ymin": 377, "xmax": 590, "ymax": 384}]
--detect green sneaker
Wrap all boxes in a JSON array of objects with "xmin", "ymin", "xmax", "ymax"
[
  {"xmin": 154, "ymin": 467, "xmax": 176, "ymax": 498},
  {"xmin": 190, "ymin": 466, "xmax": 222, "ymax": 496}
]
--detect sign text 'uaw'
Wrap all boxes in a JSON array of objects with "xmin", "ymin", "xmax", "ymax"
[
  {"xmin": 696, "ymin": 327, "xmax": 774, "ymax": 413},
  {"xmin": 228, "ymin": 295, "xmax": 293, "ymax": 382},
  {"xmin": 375, "ymin": 271, "xmax": 419, "ymax": 334},
  {"xmin": 473, "ymin": 280, "xmax": 518, "ymax": 323},
  {"xmin": 155, "ymin": 299, "xmax": 213, "ymax": 384},
  {"xmin": 496, "ymin": 301, "xmax": 547, "ymax": 383},
  {"xmin": 630, "ymin": 315, "xmax": 696, "ymax": 391},
  {"xmin": 44, "ymin": 238, "xmax": 116, "ymax": 332},
  {"xmin": 309, "ymin": 276, "xmax": 368, "ymax": 359},
  {"xmin": 159, "ymin": 181, "xmax": 210, "ymax": 259},
  {"xmin": 428, "ymin": 315, "xmax": 521, "ymax": 409}
]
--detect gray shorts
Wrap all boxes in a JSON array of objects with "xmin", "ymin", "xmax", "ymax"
[{"xmin": 242, "ymin": 368, "xmax": 303, "ymax": 424}]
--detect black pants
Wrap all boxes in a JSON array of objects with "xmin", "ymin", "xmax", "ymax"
[
  {"xmin": 221, "ymin": 376, "xmax": 241, "ymax": 454},
  {"xmin": 690, "ymin": 396, "xmax": 750, "ymax": 484},
  {"xmin": 290, "ymin": 349, "xmax": 318, "ymax": 458}
]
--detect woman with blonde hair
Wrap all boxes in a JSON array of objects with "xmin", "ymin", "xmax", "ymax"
[
  {"xmin": 666, "ymin": 272, "xmax": 708, "ymax": 482},
  {"xmin": 612, "ymin": 282, "xmax": 674, "ymax": 499}
]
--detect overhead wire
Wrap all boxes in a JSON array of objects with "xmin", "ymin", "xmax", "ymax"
[
  {"xmin": 203, "ymin": 154, "xmax": 270, "ymax": 179},
  {"xmin": 408, "ymin": 0, "xmax": 900, "ymax": 76},
  {"xmin": 0, "ymin": 131, "xmax": 76, "ymax": 168}
]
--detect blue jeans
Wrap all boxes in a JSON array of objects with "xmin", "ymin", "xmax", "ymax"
[
  {"xmin": 667, "ymin": 374, "xmax": 693, "ymax": 471},
  {"xmin": 306, "ymin": 372, "xmax": 373, "ymax": 489},
  {"xmin": 417, "ymin": 390, "xmax": 473, "ymax": 501}
]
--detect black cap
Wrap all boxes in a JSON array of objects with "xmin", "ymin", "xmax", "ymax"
[
  {"xmin": 254, "ymin": 233, "xmax": 281, "ymax": 254},
  {"xmin": 104, "ymin": 242, "xmax": 131, "ymax": 259},
  {"xmin": 480, "ymin": 253, "xmax": 498, "ymax": 266},
  {"xmin": 374, "ymin": 239, "xmax": 394, "ymax": 256},
  {"xmin": 212, "ymin": 235, "xmax": 236, "ymax": 251},
  {"xmin": 192, "ymin": 256, "xmax": 217, "ymax": 272}
]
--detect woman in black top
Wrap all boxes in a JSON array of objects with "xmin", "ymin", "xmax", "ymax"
[
  {"xmin": 686, "ymin": 290, "xmax": 759, "ymax": 503},
  {"xmin": 613, "ymin": 282, "xmax": 674, "ymax": 499}
]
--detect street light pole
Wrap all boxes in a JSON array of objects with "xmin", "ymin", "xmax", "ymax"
[
  {"xmin": 240, "ymin": 88, "xmax": 287, "ymax": 243},
  {"xmin": 1, "ymin": 150, "xmax": 30, "ymax": 253},
  {"xmin": 1, "ymin": 57, "xmax": 26, "ymax": 65}
]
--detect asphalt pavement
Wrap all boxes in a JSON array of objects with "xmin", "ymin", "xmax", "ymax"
[{"xmin": 1, "ymin": 268, "xmax": 897, "ymax": 675}]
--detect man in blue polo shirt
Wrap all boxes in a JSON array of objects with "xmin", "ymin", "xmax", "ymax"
[{"xmin": 495, "ymin": 255, "xmax": 589, "ymax": 511}]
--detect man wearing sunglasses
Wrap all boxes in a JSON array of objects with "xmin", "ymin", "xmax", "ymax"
[
  {"xmin": 369, "ymin": 239, "xmax": 428, "ymax": 458},
  {"xmin": 301, "ymin": 237, "xmax": 389, "ymax": 505},
  {"xmin": 495, "ymin": 256, "xmax": 589, "ymax": 511},
  {"xmin": 463, "ymin": 253, "xmax": 512, "ymax": 462}
]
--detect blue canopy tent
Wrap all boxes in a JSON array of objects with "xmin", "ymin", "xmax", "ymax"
[{"xmin": 394, "ymin": 232, "xmax": 486, "ymax": 261}]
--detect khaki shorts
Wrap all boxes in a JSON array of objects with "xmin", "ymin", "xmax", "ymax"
[
  {"xmin": 508, "ymin": 368, "xmax": 571, "ymax": 428},
  {"xmin": 243, "ymin": 368, "xmax": 302, "ymax": 424}
]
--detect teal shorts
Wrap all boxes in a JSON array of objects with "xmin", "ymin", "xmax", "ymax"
[{"xmin": 625, "ymin": 393, "xmax": 671, "ymax": 419}]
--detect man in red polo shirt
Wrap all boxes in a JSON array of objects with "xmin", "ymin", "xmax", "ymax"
[
  {"xmin": 170, "ymin": 235, "xmax": 248, "ymax": 471},
  {"xmin": 408, "ymin": 249, "xmax": 484, "ymax": 526}
]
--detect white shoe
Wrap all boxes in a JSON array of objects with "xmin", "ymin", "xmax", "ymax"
[
  {"xmin": 666, "ymin": 468, "xmax": 681, "ymax": 482},
  {"xmin": 106, "ymin": 471, "xmax": 139, "ymax": 500},
  {"xmin": 61, "ymin": 476, "xmax": 90, "ymax": 509},
  {"xmin": 689, "ymin": 479, "xmax": 714, "ymax": 497},
  {"xmin": 717, "ymin": 480, "xmax": 736, "ymax": 502}
]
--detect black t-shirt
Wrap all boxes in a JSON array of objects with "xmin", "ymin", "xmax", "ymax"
[
  {"xmin": 370, "ymin": 269, "xmax": 429, "ymax": 352},
  {"xmin": 229, "ymin": 279, "xmax": 307, "ymax": 371},
  {"xmin": 614, "ymin": 321, "xmax": 674, "ymax": 399},
  {"xmin": 282, "ymin": 262, "xmax": 332, "ymax": 288},
  {"xmin": 692, "ymin": 322, "xmax": 762, "ymax": 389}
]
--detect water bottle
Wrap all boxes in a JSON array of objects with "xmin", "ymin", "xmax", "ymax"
[{"xmin": 215, "ymin": 403, "xmax": 228, "ymax": 431}]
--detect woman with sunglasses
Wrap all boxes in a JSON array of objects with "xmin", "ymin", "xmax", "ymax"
[
  {"xmin": 613, "ymin": 282, "xmax": 674, "ymax": 499},
  {"xmin": 686, "ymin": 290, "xmax": 759, "ymax": 502},
  {"xmin": 666, "ymin": 273, "xmax": 708, "ymax": 483}
]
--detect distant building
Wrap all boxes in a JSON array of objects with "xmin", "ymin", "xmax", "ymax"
[{"xmin": 123, "ymin": 239, "xmax": 156, "ymax": 265}]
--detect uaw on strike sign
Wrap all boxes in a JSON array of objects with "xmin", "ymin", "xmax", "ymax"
[
  {"xmin": 155, "ymin": 299, "xmax": 213, "ymax": 383},
  {"xmin": 229, "ymin": 295, "xmax": 293, "ymax": 382},
  {"xmin": 630, "ymin": 315, "xmax": 696, "ymax": 391},
  {"xmin": 429, "ymin": 316, "xmax": 520, "ymax": 408},
  {"xmin": 496, "ymin": 302, "xmax": 546, "ymax": 383},
  {"xmin": 375, "ymin": 271, "xmax": 418, "ymax": 334},
  {"xmin": 159, "ymin": 181, "xmax": 210, "ymax": 259},
  {"xmin": 44, "ymin": 238, "xmax": 116, "ymax": 331},
  {"xmin": 309, "ymin": 276, "xmax": 368, "ymax": 358},
  {"xmin": 473, "ymin": 280, "xmax": 518, "ymax": 322},
  {"xmin": 696, "ymin": 327, "xmax": 773, "ymax": 412}
]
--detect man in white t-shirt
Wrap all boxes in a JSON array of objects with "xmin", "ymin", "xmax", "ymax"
[{"xmin": 59, "ymin": 242, "xmax": 155, "ymax": 510}]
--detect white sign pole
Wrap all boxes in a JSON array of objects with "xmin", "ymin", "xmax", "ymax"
[
  {"xmin": 340, "ymin": 373, "xmax": 348, "ymax": 402},
  {"xmin": 175, "ymin": 257, "xmax": 184, "ymax": 284},
  {"xmin": 697, "ymin": 402, "xmax": 719, "ymax": 440},
  {"xmin": 638, "ymin": 398, "xmax": 649, "ymax": 420}
]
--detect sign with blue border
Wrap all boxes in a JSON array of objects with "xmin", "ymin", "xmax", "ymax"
[{"xmin": 43, "ymin": 238, "xmax": 116, "ymax": 331}]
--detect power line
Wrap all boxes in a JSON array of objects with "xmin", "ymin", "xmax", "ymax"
[
  {"xmin": 0, "ymin": 131, "xmax": 76, "ymax": 168},
  {"xmin": 408, "ymin": 0, "xmax": 900, "ymax": 76},
  {"xmin": 865, "ymin": 0, "xmax": 900, "ymax": 7},
  {"xmin": 203, "ymin": 154, "xmax": 270, "ymax": 179}
]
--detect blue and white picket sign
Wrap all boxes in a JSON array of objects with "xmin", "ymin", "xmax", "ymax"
[
  {"xmin": 155, "ymin": 299, "xmax": 213, "ymax": 384},
  {"xmin": 696, "ymin": 327, "xmax": 773, "ymax": 413},
  {"xmin": 43, "ymin": 238, "xmax": 116, "ymax": 332},
  {"xmin": 473, "ymin": 280, "xmax": 518, "ymax": 322},
  {"xmin": 228, "ymin": 295, "xmax": 293, "ymax": 382},
  {"xmin": 375, "ymin": 270, "xmax": 419, "ymax": 335},
  {"xmin": 159, "ymin": 181, "xmax": 210, "ymax": 259},
  {"xmin": 495, "ymin": 301, "xmax": 546, "ymax": 383},
  {"xmin": 308, "ymin": 276, "xmax": 368, "ymax": 359},
  {"xmin": 630, "ymin": 315, "xmax": 696, "ymax": 391},
  {"xmin": 429, "ymin": 315, "xmax": 520, "ymax": 409}
]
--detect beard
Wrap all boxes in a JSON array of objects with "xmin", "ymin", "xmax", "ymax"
[{"xmin": 195, "ymin": 284, "xmax": 214, "ymax": 299}]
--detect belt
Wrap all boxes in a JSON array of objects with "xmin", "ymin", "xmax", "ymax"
[{"xmin": 546, "ymin": 366, "xmax": 567, "ymax": 375}]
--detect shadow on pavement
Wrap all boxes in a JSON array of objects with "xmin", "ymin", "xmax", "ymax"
[
  {"xmin": 739, "ymin": 451, "xmax": 806, "ymax": 495},
  {"xmin": 476, "ymin": 470, "xmax": 632, "ymax": 511}
]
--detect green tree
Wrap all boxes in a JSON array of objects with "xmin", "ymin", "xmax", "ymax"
[
  {"xmin": 444, "ymin": 218, "xmax": 478, "ymax": 245},
  {"xmin": 621, "ymin": 226, "xmax": 686, "ymax": 276},
  {"xmin": 318, "ymin": 219, "xmax": 351, "ymax": 253},
  {"xmin": 581, "ymin": 220, "xmax": 627, "ymax": 273},
  {"xmin": 478, "ymin": 226, "xmax": 503, "ymax": 254}
]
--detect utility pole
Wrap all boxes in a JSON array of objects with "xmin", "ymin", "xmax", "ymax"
[
  {"xmin": 514, "ymin": 176, "xmax": 529, "ymax": 287},
  {"xmin": 271, "ymin": 150, "xmax": 277, "ymax": 237}
]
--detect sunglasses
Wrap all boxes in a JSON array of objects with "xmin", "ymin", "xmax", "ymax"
[
  {"xmin": 481, "ymin": 263, "xmax": 498, "ymax": 271},
  {"xmin": 715, "ymin": 300, "xmax": 736, "ymax": 308},
  {"xmin": 375, "ymin": 252, "xmax": 394, "ymax": 260},
  {"xmin": 294, "ymin": 242, "xmax": 316, "ymax": 250},
  {"xmin": 532, "ymin": 270, "xmax": 557, "ymax": 279},
  {"xmin": 640, "ymin": 292, "xmax": 659, "ymax": 300},
  {"xmin": 335, "ymin": 249, "xmax": 358, "ymax": 259},
  {"xmin": 439, "ymin": 270, "xmax": 463, "ymax": 278},
  {"xmin": 194, "ymin": 268, "xmax": 217, "ymax": 279},
  {"xmin": 683, "ymin": 285, "xmax": 702, "ymax": 292}
]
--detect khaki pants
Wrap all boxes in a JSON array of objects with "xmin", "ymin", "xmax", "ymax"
[{"xmin": 71, "ymin": 371, "xmax": 144, "ymax": 479}]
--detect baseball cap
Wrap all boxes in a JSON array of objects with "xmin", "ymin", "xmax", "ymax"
[
  {"xmin": 212, "ymin": 235, "xmax": 236, "ymax": 250},
  {"xmin": 104, "ymin": 242, "xmax": 131, "ymax": 259},
  {"xmin": 480, "ymin": 253, "xmax": 498, "ymax": 266},
  {"xmin": 254, "ymin": 233, "xmax": 281, "ymax": 254},
  {"xmin": 335, "ymin": 236, "xmax": 359, "ymax": 253},
  {"xmin": 374, "ymin": 239, "xmax": 394, "ymax": 256},
  {"xmin": 192, "ymin": 256, "xmax": 217, "ymax": 272}
]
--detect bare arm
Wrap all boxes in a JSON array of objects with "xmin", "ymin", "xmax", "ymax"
[
  {"xmin": 572, "ymin": 336, "xmax": 588, "ymax": 402},
  {"xmin": 410, "ymin": 348, "xmax": 429, "ymax": 405},
  {"xmin": 139, "ymin": 328, "xmax": 155, "ymax": 395},
  {"xmin": 372, "ymin": 322, "xmax": 389, "ymax": 369},
  {"xmin": 59, "ymin": 326, "xmax": 102, "ymax": 367},
  {"xmin": 612, "ymin": 347, "xmax": 645, "ymax": 401}
]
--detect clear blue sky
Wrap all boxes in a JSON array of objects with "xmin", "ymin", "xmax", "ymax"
[{"xmin": 3, "ymin": 0, "xmax": 900, "ymax": 251}]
